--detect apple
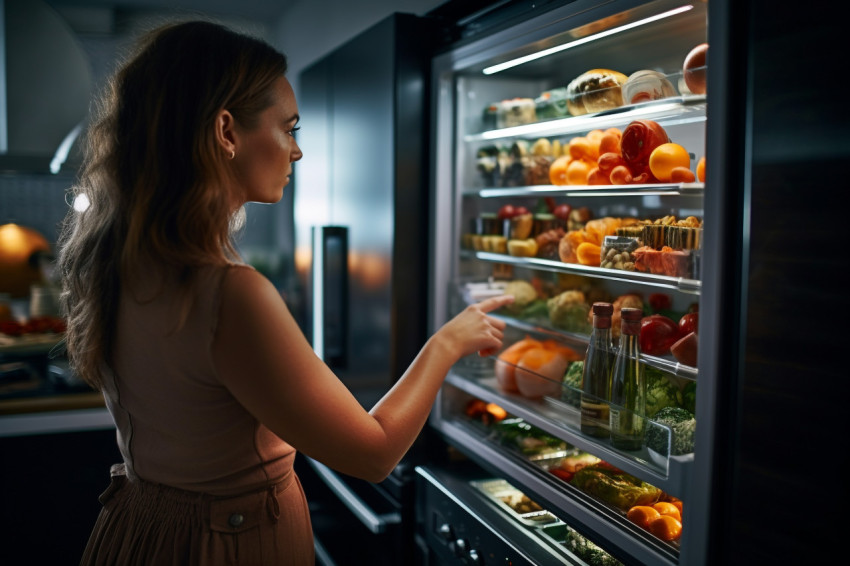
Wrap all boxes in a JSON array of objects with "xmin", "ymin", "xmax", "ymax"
[
  {"xmin": 497, "ymin": 204, "xmax": 516, "ymax": 220},
  {"xmin": 553, "ymin": 203, "xmax": 572, "ymax": 220}
]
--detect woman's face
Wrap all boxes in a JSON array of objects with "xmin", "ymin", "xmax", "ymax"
[{"xmin": 234, "ymin": 76, "xmax": 302, "ymax": 204}]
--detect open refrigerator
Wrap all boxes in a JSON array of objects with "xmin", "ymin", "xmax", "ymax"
[{"xmin": 421, "ymin": 1, "xmax": 717, "ymax": 564}]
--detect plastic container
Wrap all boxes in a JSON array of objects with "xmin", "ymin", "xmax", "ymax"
[
  {"xmin": 600, "ymin": 236, "xmax": 640, "ymax": 271},
  {"xmin": 622, "ymin": 70, "xmax": 677, "ymax": 105},
  {"xmin": 497, "ymin": 98, "xmax": 536, "ymax": 128},
  {"xmin": 535, "ymin": 88, "xmax": 569, "ymax": 120}
]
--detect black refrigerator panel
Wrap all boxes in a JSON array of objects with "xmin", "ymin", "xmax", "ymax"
[{"xmin": 294, "ymin": 13, "xmax": 434, "ymax": 396}]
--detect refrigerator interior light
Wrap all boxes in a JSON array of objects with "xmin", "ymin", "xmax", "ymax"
[{"xmin": 481, "ymin": 4, "xmax": 694, "ymax": 75}]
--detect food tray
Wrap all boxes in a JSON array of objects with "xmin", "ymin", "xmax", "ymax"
[{"xmin": 471, "ymin": 478, "xmax": 559, "ymax": 527}]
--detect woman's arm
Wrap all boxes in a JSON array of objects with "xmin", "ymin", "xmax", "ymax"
[{"xmin": 212, "ymin": 266, "xmax": 512, "ymax": 482}]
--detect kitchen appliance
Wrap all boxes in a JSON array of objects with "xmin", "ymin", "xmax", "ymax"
[
  {"xmin": 288, "ymin": 12, "xmax": 439, "ymax": 565},
  {"xmin": 421, "ymin": 0, "xmax": 843, "ymax": 564}
]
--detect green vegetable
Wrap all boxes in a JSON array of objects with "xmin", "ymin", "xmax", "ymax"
[
  {"xmin": 547, "ymin": 291, "xmax": 591, "ymax": 333},
  {"xmin": 645, "ymin": 366, "xmax": 683, "ymax": 418},
  {"xmin": 493, "ymin": 418, "xmax": 566, "ymax": 456},
  {"xmin": 561, "ymin": 360, "xmax": 583, "ymax": 407},
  {"xmin": 645, "ymin": 406, "xmax": 696, "ymax": 456},
  {"xmin": 570, "ymin": 465, "xmax": 662, "ymax": 511},
  {"xmin": 681, "ymin": 380, "xmax": 697, "ymax": 414},
  {"xmin": 563, "ymin": 525, "xmax": 623, "ymax": 566}
]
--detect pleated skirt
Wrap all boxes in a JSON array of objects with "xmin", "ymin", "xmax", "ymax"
[{"xmin": 81, "ymin": 464, "xmax": 315, "ymax": 566}]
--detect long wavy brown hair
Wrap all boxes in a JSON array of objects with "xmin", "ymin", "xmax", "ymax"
[{"xmin": 57, "ymin": 21, "xmax": 288, "ymax": 388}]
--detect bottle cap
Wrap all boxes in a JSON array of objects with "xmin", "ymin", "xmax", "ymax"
[
  {"xmin": 591, "ymin": 302, "xmax": 614, "ymax": 316},
  {"xmin": 620, "ymin": 307, "xmax": 642, "ymax": 321}
]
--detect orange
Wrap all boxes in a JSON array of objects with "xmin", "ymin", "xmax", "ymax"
[
  {"xmin": 627, "ymin": 506, "xmax": 661, "ymax": 529},
  {"xmin": 598, "ymin": 132, "xmax": 621, "ymax": 155},
  {"xmin": 566, "ymin": 159, "xmax": 593, "ymax": 185},
  {"xmin": 648, "ymin": 515, "xmax": 682, "ymax": 541},
  {"xmin": 652, "ymin": 501, "xmax": 682, "ymax": 523},
  {"xmin": 597, "ymin": 152, "xmax": 627, "ymax": 173},
  {"xmin": 648, "ymin": 142, "xmax": 691, "ymax": 182},
  {"xmin": 696, "ymin": 156, "xmax": 706, "ymax": 182},
  {"xmin": 666, "ymin": 498, "xmax": 684, "ymax": 514},
  {"xmin": 670, "ymin": 166, "xmax": 696, "ymax": 183},
  {"xmin": 609, "ymin": 165, "xmax": 632, "ymax": 185},
  {"xmin": 568, "ymin": 137, "xmax": 599, "ymax": 161},
  {"xmin": 586, "ymin": 167, "xmax": 609, "ymax": 185},
  {"xmin": 549, "ymin": 155, "xmax": 571, "ymax": 185}
]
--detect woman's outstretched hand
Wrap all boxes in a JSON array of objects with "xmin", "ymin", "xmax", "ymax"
[{"xmin": 433, "ymin": 295, "xmax": 514, "ymax": 361}]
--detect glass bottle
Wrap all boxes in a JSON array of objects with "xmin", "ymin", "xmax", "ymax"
[
  {"xmin": 609, "ymin": 307, "xmax": 646, "ymax": 450},
  {"xmin": 580, "ymin": 302, "xmax": 615, "ymax": 438}
]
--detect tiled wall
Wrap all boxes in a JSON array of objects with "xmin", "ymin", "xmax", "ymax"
[{"xmin": 0, "ymin": 173, "xmax": 75, "ymax": 251}]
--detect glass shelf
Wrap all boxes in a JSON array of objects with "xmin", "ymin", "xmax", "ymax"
[
  {"xmin": 471, "ymin": 251, "xmax": 701, "ymax": 295},
  {"xmin": 464, "ymin": 96, "xmax": 706, "ymax": 143},
  {"xmin": 464, "ymin": 182, "xmax": 704, "ymax": 199},
  {"xmin": 444, "ymin": 370, "xmax": 693, "ymax": 500}
]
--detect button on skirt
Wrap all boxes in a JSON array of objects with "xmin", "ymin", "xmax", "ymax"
[{"xmin": 81, "ymin": 464, "xmax": 315, "ymax": 566}]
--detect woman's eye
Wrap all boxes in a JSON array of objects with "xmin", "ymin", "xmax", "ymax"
[{"xmin": 288, "ymin": 126, "xmax": 301, "ymax": 136}]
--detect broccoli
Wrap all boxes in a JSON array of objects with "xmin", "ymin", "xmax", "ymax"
[
  {"xmin": 645, "ymin": 406, "xmax": 696, "ymax": 456},
  {"xmin": 561, "ymin": 361, "xmax": 583, "ymax": 407},
  {"xmin": 644, "ymin": 366, "xmax": 683, "ymax": 418},
  {"xmin": 681, "ymin": 380, "xmax": 697, "ymax": 414}
]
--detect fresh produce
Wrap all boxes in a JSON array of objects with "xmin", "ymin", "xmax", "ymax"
[
  {"xmin": 562, "ymin": 525, "xmax": 623, "ymax": 566},
  {"xmin": 639, "ymin": 314, "xmax": 682, "ymax": 356},
  {"xmin": 552, "ymin": 203, "xmax": 572, "ymax": 221},
  {"xmin": 681, "ymin": 381, "xmax": 697, "ymax": 414},
  {"xmin": 501, "ymin": 280, "xmax": 539, "ymax": 316},
  {"xmin": 648, "ymin": 143, "xmax": 691, "ymax": 183},
  {"xmin": 649, "ymin": 515, "xmax": 683, "ymax": 541},
  {"xmin": 626, "ymin": 505, "xmax": 661, "ymax": 529},
  {"xmin": 570, "ymin": 463, "xmax": 662, "ymax": 511},
  {"xmin": 495, "ymin": 336, "xmax": 580, "ymax": 399},
  {"xmin": 464, "ymin": 399, "xmax": 508, "ymax": 425},
  {"xmin": 670, "ymin": 331, "xmax": 698, "ymax": 367},
  {"xmin": 561, "ymin": 360, "xmax": 584, "ymax": 407},
  {"xmin": 696, "ymin": 156, "xmax": 706, "ymax": 182},
  {"xmin": 683, "ymin": 43, "xmax": 708, "ymax": 95},
  {"xmin": 494, "ymin": 417, "xmax": 567, "ymax": 456},
  {"xmin": 645, "ymin": 406, "xmax": 696, "ymax": 456},
  {"xmin": 648, "ymin": 293, "xmax": 672, "ymax": 312},
  {"xmin": 515, "ymin": 344, "xmax": 576, "ymax": 399},
  {"xmin": 619, "ymin": 120, "xmax": 670, "ymax": 182},
  {"xmin": 547, "ymin": 290, "xmax": 591, "ymax": 333},
  {"xmin": 653, "ymin": 501, "xmax": 682, "ymax": 523},
  {"xmin": 548, "ymin": 451, "xmax": 601, "ymax": 483},
  {"xmin": 645, "ymin": 367, "xmax": 684, "ymax": 418},
  {"xmin": 678, "ymin": 312, "xmax": 698, "ymax": 335}
]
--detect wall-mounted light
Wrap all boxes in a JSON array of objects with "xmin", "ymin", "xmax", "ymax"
[{"xmin": 482, "ymin": 5, "xmax": 694, "ymax": 75}]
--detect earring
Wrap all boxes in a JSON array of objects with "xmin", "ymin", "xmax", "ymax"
[{"xmin": 230, "ymin": 150, "xmax": 236, "ymax": 160}]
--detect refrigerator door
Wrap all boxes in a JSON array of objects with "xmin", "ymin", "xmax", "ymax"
[
  {"xmin": 428, "ymin": 1, "xmax": 711, "ymax": 564},
  {"xmin": 293, "ymin": 14, "xmax": 434, "ymax": 395}
]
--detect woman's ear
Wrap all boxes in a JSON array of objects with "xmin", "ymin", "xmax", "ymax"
[{"xmin": 215, "ymin": 109, "xmax": 237, "ymax": 159}]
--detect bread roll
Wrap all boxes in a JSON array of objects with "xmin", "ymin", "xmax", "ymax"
[{"xmin": 567, "ymin": 69, "xmax": 628, "ymax": 116}]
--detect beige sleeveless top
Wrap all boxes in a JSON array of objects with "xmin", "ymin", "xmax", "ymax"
[{"xmin": 101, "ymin": 264, "xmax": 294, "ymax": 496}]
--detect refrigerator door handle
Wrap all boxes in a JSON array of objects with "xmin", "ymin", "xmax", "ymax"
[
  {"xmin": 305, "ymin": 457, "xmax": 401, "ymax": 534},
  {"xmin": 310, "ymin": 225, "xmax": 348, "ymax": 368}
]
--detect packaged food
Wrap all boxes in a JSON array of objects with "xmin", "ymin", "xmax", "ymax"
[
  {"xmin": 621, "ymin": 70, "xmax": 677, "ymax": 105},
  {"xmin": 481, "ymin": 102, "xmax": 500, "ymax": 130},
  {"xmin": 497, "ymin": 98, "xmax": 536, "ymax": 128},
  {"xmin": 535, "ymin": 88, "xmax": 570, "ymax": 120},
  {"xmin": 600, "ymin": 236, "xmax": 639, "ymax": 271},
  {"xmin": 566, "ymin": 69, "xmax": 628, "ymax": 116}
]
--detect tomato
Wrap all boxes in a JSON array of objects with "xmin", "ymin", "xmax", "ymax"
[
  {"xmin": 679, "ymin": 312, "xmax": 698, "ymax": 335},
  {"xmin": 514, "ymin": 205, "xmax": 529, "ymax": 216},
  {"xmin": 640, "ymin": 314, "xmax": 681, "ymax": 356},
  {"xmin": 553, "ymin": 203, "xmax": 572, "ymax": 220},
  {"xmin": 498, "ymin": 204, "xmax": 517, "ymax": 220},
  {"xmin": 620, "ymin": 120, "xmax": 670, "ymax": 174},
  {"xmin": 550, "ymin": 468, "xmax": 574, "ymax": 482},
  {"xmin": 648, "ymin": 293, "xmax": 672, "ymax": 312},
  {"xmin": 670, "ymin": 331, "xmax": 698, "ymax": 367}
]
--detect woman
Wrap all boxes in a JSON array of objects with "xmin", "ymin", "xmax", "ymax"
[{"xmin": 58, "ymin": 20, "xmax": 511, "ymax": 566}]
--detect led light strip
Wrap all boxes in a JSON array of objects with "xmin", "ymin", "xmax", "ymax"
[{"xmin": 482, "ymin": 5, "xmax": 694, "ymax": 75}]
